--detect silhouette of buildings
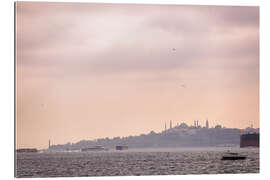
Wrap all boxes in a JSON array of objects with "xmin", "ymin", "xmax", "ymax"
[
  {"xmin": 194, "ymin": 120, "xmax": 199, "ymax": 128},
  {"xmin": 206, "ymin": 119, "xmax": 209, "ymax": 129},
  {"xmin": 215, "ymin": 125, "xmax": 222, "ymax": 129},
  {"xmin": 47, "ymin": 119, "xmax": 259, "ymax": 151}
]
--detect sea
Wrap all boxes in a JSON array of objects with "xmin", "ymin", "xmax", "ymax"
[{"xmin": 15, "ymin": 147, "xmax": 259, "ymax": 178}]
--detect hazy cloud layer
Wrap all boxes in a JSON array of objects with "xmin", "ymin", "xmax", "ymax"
[{"xmin": 17, "ymin": 3, "xmax": 259, "ymax": 75}]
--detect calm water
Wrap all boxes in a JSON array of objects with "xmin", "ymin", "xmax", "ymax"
[{"xmin": 16, "ymin": 147, "xmax": 259, "ymax": 178}]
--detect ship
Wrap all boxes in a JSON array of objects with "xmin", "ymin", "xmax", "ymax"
[
  {"xmin": 81, "ymin": 146, "xmax": 109, "ymax": 152},
  {"xmin": 221, "ymin": 152, "xmax": 246, "ymax": 160},
  {"xmin": 16, "ymin": 148, "xmax": 38, "ymax": 153},
  {"xmin": 240, "ymin": 133, "xmax": 259, "ymax": 148},
  {"xmin": 115, "ymin": 145, "xmax": 128, "ymax": 150}
]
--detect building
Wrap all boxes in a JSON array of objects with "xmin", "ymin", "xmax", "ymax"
[
  {"xmin": 206, "ymin": 119, "xmax": 209, "ymax": 129},
  {"xmin": 240, "ymin": 133, "xmax": 259, "ymax": 148},
  {"xmin": 179, "ymin": 123, "xmax": 188, "ymax": 128},
  {"xmin": 215, "ymin": 125, "xmax": 222, "ymax": 129}
]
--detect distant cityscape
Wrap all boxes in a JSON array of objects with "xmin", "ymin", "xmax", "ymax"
[{"xmin": 47, "ymin": 120, "xmax": 259, "ymax": 151}]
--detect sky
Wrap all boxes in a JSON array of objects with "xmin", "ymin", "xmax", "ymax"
[{"xmin": 16, "ymin": 2, "xmax": 259, "ymax": 149}]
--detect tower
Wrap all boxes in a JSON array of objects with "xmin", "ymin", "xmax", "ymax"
[
  {"xmin": 194, "ymin": 120, "xmax": 196, "ymax": 127},
  {"xmin": 165, "ymin": 122, "xmax": 167, "ymax": 131},
  {"xmin": 49, "ymin": 139, "xmax": 51, "ymax": 149},
  {"xmin": 170, "ymin": 120, "xmax": 172, "ymax": 129},
  {"xmin": 206, "ymin": 119, "xmax": 209, "ymax": 129}
]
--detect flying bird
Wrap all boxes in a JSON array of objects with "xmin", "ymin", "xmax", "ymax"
[{"xmin": 180, "ymin": 84, "xmax": 186, "ymax": 88}]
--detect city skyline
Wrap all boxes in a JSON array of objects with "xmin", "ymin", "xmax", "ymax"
[
  {"xmin": 47, "ymin": 119, "xmax": 259, "ymax": 150},
  {"xmin": 20, "ymin": 117, "xmax": 258, "ymax": 149},
  {"xmin": 16, "ymin": 2, "xmax": 259, "ymax": 149}
]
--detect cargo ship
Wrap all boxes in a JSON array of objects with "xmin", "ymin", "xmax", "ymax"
[{"xmin": 240, "ymin": 133, "xmax": 259, "ymax": 148}]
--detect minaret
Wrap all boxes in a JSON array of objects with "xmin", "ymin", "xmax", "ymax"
[
  {"xmin": 194, "ymin": 120, "xmax": 196, "ymax": 127},
  {"xmin": 170, "ymin": 120, "xmax": 172, "ymax": 129},
  {"xmin": 206, "ymin": 119, "xmax": 209, "ymax": 129},
  {"xmin": 49, "ymin": 139, "xmax": 51, "ymax": 149}
]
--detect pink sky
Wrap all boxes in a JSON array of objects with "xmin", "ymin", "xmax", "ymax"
[{"xmin": 16, "ymin": 2, "xmax": 259, "ymax": 149}]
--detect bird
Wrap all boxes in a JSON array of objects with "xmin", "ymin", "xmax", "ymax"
[{"xmin": 180, "ymin": 84, "xmax": 186, "ymax": 88}]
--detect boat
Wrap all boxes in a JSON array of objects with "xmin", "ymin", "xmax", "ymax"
[
  {"xmin": 81, "ymin": 146, "xmax": 109, "ymax": 152},
  {"xmin": 116, "ymin": 145, "xmax": 128, "ymax": 150},
  {"xmin": 240, "ymin": 133, "xmax": 259, "ymax": 148},
  {"xmin": 16, "ymin": 148, "xmax": 38, "ymax": 153},
  {"xmin": 221, "ymin": 152, "xmax": 246, "ymax": 160}
]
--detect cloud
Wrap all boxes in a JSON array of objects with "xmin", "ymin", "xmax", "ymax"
[{"xmin": 16, "ymin": 3, "xmax": 259, "ymax": 78}]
